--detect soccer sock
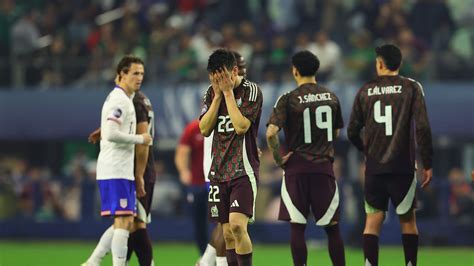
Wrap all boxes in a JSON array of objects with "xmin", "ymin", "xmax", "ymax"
[
  {"xmin": 324, "ymin": 224, "xmax": 346, "ymax": 266},
  {"xmin": 290, "ymin": 223, "xmax": 307, "ymax": 266},
  {"xmin": 87, "ymin": 225, "xmax": 114, "ymax": 265},
  {"xmin": 112, "ymin": 228, "xmax": 130, "ymax": 266},
  {"xmin": 216, "ymin": 256, "xmax": 228, "ymax": 266},
  {"xmin": 199, "ymin": 244, "xmax": 217, "ymax": 266},
  {"xmin": 126, "ymin": 231, "xmax": 136, "ymax": 262},
  {"xmin": 363, "ymin": 234, "xmax": 379, "ymax": 266},
  {"xmin": 237, "ymin": 252, "xmax": 252, "ymax": 266},
  {"xmin": 402, "ymin": 234, "xmax": 418, "ymax": 266},
  {"xmin": 132, "ymin": 228, "xmax": 153, "ymax": 266},
  {"xmin": 225, "ymin": 249, "xmax": 238, "ymax": 266}
]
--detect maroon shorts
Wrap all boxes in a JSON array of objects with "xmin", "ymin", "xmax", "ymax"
[
  {"xmin": 279, "ymin": 173, "xmax": 340, "ymax": 226},
  {"xmin": 136, "ymin": 181, "xmax": 155, "ymax": 223},
  {"xmin": 365, "ymin": 173, "xmax": 417, "ymax": 215},
  {"xmin": 208, "ymin": 175, "xmax": 257, "ymax": 224}
]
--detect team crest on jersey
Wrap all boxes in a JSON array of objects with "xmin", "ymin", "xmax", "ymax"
[
  {"xmin": 236, "ymin": 98, "xmax": 242, "ymax": 107},
  {"xmin": 120, "ymin": 198, "xmax": 128, "ymax": 208},
  {"xmin": 211, "ymin": 205, "xmax": 219, "ymax": 217},
  {"xmin": 113, "ymin": 108, "xmax": 122, "ymax": 118}
]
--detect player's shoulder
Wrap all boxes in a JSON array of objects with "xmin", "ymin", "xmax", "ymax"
[
  {"xmin": 317, "ymin": 84, "xmax": 340, "ymax": 101},
  {"xmin": 274, "ymin": 91, "xmax": 291, "ymax": 107},
  {"xmin": 108, "ymin": 88, "xmax": 130, "ymax": 104},
  {"xmin": 133, "ymin": 91, "xmax": 152, "ymax": 107},
  {"xmin": 242, "ymin": 79, "xmax": 262, "ymax": 102},
  {"xmin": 401, "ymin": 76, "xmax": 424, "ymax": 94}
]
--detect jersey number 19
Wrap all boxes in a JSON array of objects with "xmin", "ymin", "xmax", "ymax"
[{"xmin": 303, "ymin": 105, "xmax": 333, "ymax": 143}]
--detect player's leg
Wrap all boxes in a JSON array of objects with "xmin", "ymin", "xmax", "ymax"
[
  {"xmin": 192, "ymin": 185, "xmax": 209, "ymax": 254},
  {"xmin": 83, "ymin": 225, "xmax": 114, "ymax": 266},
  {"xmin": 310, "ymin": 174, "xmax": 345, "ymax": 266},
  {"xmin": 128, "ymin": 181, "xmax": 155, "ymax": 266},
  {"xmin": 363, "ymin": 175, "xmax": 389, "ymax": 266},
  {"xmin": 112, "ymin": 215, "xmax": 134, "ymax": 266},
  {"xmin": 222, "ymin": 222, "xmax": 238, "ymax": 266},
  {"xmin": 228, "ymin": 176, "xmax": 256, "ymax": 266},
  {"xmin": 390, "ymin": 174, "xmax": 418, "ymax": 266},
  {"xmin": 212, "ymin": 224, "xmax": 228, "ymax": 265},
  {"xmin": 280, "ymin": 174, "xmax": 310, "ymax": 266}
]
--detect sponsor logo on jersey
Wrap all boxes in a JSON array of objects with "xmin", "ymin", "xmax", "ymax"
[
  {"xmin": 113, "ymin": 108, "xmax": 122, "ymax": 118},
  {"xmin": 211, "ymin": 205, "xmax": 219, "ymax": 217},
  {"xmin": 230, "ymin": 200, "xmax": 240, "ymax": 208}
]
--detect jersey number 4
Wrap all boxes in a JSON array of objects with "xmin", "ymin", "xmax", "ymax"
[
  {"xmin": 303, "ymin": 106, "xmax": 333, "ymax": 143},
  {"xmin": 374, "ymin": 100, "xmax": 393, "ymax": 136}
]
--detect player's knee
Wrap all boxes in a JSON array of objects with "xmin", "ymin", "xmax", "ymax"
[
  {"xmin": 230, "ymin": 222, "xmax": 246, "ymax": 240},
  {"xmin": 223, "ymin": 227, "xmax": 235, "ymax": 244}
]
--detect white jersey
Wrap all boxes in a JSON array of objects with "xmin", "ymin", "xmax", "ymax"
[
  {"xmin": 97, "ymin": 87, "xmax": 136, "ymax": 181},
  {"xmin": 203, "ymin": 131, "xmax": 213, "ymax": 182}
]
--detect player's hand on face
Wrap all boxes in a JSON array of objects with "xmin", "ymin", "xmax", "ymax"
[
  {"xmin": 211, "ymin": 74, "xmax": 221, "ymax": 97},
  {"xmin": 421, "ymin": 168, "xmax": 433, "ymax": 188},
  {"xmin": 136, "ymin": 177, "xmax": 146, "ymax": 198},
  {"xmin": 277, "ymin": 152, "xmax": 294, "ymax": 168},
  {"xmin": 141, "ymin": 133, "xmax": 152, "ymax": 145},
  {"xmin": 217, "ymin": 67, "xmax": 233, "ymax": 93},
  {"xmin": 88, "ymin": 129, "xmax": 101, "ymax": 144}
]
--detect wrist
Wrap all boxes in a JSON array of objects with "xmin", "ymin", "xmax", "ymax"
[{"xmin": 223, "ymin": 90, "xmax": 234, "ymax": 98}]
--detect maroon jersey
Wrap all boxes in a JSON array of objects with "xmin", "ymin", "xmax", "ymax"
[
  {"xmin": 179, "ymin": 120, "xmax": 205, "ymax": 186},
  {"xmin": 133, "ymin": 91, "xmax": 157, "ymax": 183},
  {"xmin": 200, "ymin": 78, "xmax": 262, "ymax": 182},
  {"xmin": 347, "ymin": 75, "xmax": 433, "ymax": 175},
  {"xmin": 268, "ymin": 83, "xmax": 344, "ymax": 176}
]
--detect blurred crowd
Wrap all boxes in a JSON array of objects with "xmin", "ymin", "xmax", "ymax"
[
  {"xmin": 1, "ymin": 148, "xmax": 472, "ymax": 230},
  {"xmin": 1, "ymin": 0, "xmax": 474, "ymax": 89}
]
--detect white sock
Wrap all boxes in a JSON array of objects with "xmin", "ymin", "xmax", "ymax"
[
  {"xmin": 216, "ymin": 256, "xmax": 228, "ymax": 266},
  {"xmin": 111, "ymin": 228, "xmax": 129, "ymax": 266},
  {"xmin": 199, "ymin": 244, "xmax": 216, "ymax": 266},
  {"xmin": 87, "ymin": 225, "xmax": 114, "ymax": 265}
]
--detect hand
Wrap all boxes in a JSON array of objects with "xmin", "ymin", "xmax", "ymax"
[
  {"xmin": 276, "ymin": 152, "xmax": 293, "ymax": 168},
  {"xmin": 136, "ymin": 177, "xmax": 146, "ymax": 198},
  {"xmin": 88, "ymin": 128, "xmax": 101, "ymax": 144},
  {"xmin": 141, "ymin": 133, "xmax": 152, "ymax": 145},
  {"xmin": 180, "ymin": 170, "xmax": 192, "ymax": 186},
  {"xmin": 215, "ymin": 67, "xmax": 234, "ymax": 93},
  {"xmin": 210, "ymin": 74, "xmax": 221, "ymax": 98},
  {"xmin": 421, "ymin": 168, "xmax": 433, "ymax": 188}
]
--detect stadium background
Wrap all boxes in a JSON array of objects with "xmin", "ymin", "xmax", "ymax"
[{"xmin": 0, "ymin": 0, "xmax": 473, "ymax": 265}]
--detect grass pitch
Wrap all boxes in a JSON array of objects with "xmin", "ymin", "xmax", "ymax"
[{"xmin": 0, "ymin": 241, "xmax": 472, "ymax": 265}]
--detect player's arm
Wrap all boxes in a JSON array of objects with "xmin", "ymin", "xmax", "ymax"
[
  {"xmin": 347, "ymin": 91, "xmax": 364, "ymax": 151},
  {"xmin": 266, "ymin": 93, "xmax": 291, "ymax": 167},
  {"xmin": 333, "ymin": 97, "xmax": 345, "ymax": 139},
  {"xmin": 103, "ymin": 101, "xmax": 151, "ymax": 144},
  {"xmin": 200, "ymin": 83, "xmax": 222, "ymax": 137},
  {"xmin": 134, "ymin": 121, "xmax": 149, "ymax": 198},
  {"xmin": 175, "ymin": 124, "xmax": 193, "ymax": 185},
  {"xmin": 412, "ymin": 82, "xmax": 434, "ymax": 187},
  {"xmin": 88, "ymin": 127, "xmax": 101, "ymax": 144}
]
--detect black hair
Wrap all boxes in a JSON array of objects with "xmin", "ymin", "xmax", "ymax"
[
  {"xmin": 116, "ymin": 55, "xmax": 144, "ymax": 76},
  {"xmin": 375, "ymin": 44, "xmax": 402, "ymax": 71},
  {"xmin": 291, "ymin": 50, "xmax": 320, "ymax": 77},
  {"xmin": 207, "ymin": 48, "xmax": 236, "ymax": 73}
]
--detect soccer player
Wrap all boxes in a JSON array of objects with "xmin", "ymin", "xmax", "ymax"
[
  {"xmin": 175, "ymin": 119, "xmax": 209, "ymax": 257},
  {"xmin": 266, "ymin": 50, "xmax": 346, "ymax": 266},
  {"xmin": 83, "ymin": 55, "xmax": 152, "ymax": 266},
  {"xmin": 199, "ymin": 48, "xmax": 262, "ymax": 266},
  {"xmin": 198, "ymin": 51, "xmax": 248, "ymax": 266},
  {"xmin": 347, "ymin": 44, "xmax": 433, "ymax": 266}
]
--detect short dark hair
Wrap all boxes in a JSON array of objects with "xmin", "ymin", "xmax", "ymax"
[
  {"xmin": 207, "ymin": 48, "xmax": 236, "ymax": 73},
  {"xmin": 231, "ymin": 51, "xmax": 247, "ymax": 76},
  {"xmin": 292, "ymin": 50, "xmax": 320, "ymax": 77},
  {"xmin": 375, "ymin": 44, "xmax": 402, "ymax": 71},
  {"xmin": 116, "ymin": 55, "xmax": 144, "ymax": 76}
]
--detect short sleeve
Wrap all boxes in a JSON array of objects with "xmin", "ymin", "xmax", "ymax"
[
  {"xmin": 199, "ymin": 86, "xmax": 213, "ymax": 120},
  {"xmin": 179, "ymin": 123, "xmax": 193, "ymax": 146},
  {"xmin": 241, "ymin": 85, "xmax": 263, "ymax": 123},
  {"xmin": 134, "ymin": 97, "xmax": 148, "ymax": 123},
  {"xmin": 267, "ymin": 93, "xmax": 289, "ymax": 129}
]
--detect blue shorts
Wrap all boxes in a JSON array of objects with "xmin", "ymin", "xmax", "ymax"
[{"xmin": 98, "ymin": 179, "xmax": 136, "ymax": 216}]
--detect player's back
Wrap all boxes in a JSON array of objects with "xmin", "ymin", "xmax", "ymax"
[
  {"xmin": 97, "ymin": 87, "xmax": 136, "ymax": 181},
  {"xmin": 350, "ymin": 75, "xmax": 429, "ymax": 174},
  {"xmin": 282, "ymin": 83, "xmax": 343, "ymax": 164}
]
